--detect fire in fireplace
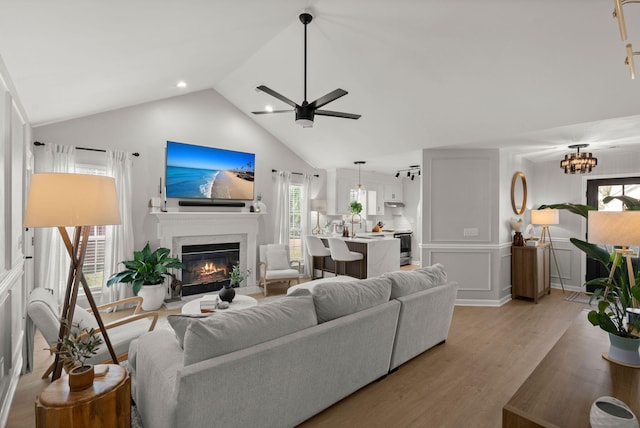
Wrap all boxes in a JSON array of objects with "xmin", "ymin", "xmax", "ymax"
[{"xmin": 181, "ymin": 242, "xmax": 240, "ymax": 296}]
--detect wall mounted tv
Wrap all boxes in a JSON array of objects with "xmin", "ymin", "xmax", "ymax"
[{"xmin": 165, "ymin": 141, "xmax": 255, "ymax": 201}]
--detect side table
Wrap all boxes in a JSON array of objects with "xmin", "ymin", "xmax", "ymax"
[{"xmin": 35, "ymin": 364, "xmax": 131, "ymax": 428}]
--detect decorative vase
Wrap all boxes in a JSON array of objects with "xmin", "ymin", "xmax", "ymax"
[
  {"xmin": 607, "ymin": 333, "xmax": 640, "ymax": 366},
  {"xmin": 68, "ymin": 365, "xmax": 94, "ymax": 392},
  {"xmin": 513, "ymin": 231, "xmax": 524, "ymax": 246},
  {"xmin": 138, "ymin": 283, "xmax": 166, "ymax": 311},
  {"xmin": 590, "ymin": 396, "xmax": 639, "ymax": 428},
  {"xmin": 219, "ymin": 284, "xmax": 236, "ymax": 303}
]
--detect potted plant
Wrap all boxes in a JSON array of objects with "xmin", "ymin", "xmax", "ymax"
[
  {"xmin": 546, "ymin": 196, "xmax": 640, "ymax": 365},
  {"xmin": 56, "ymin": 320, "xmax": 103, "ymax": 391},
  {"xmin": 219, "ymin": 263, "xmax": 251, "ymax": 303},
  {"xmin": 107, "ymin": 242, "xmax": 184, "ymax": 310}
]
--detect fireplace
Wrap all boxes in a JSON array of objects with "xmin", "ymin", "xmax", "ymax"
[
  {"xmin": 181, "ymin": 242, "xmax": 240, "ymax": 296},
  {"xmin": 153, "ymin": 212, "xmax": 259, "ymax": 299}
]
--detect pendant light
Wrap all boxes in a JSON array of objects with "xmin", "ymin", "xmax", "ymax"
[
  {"xmin": 354, "ymin": 161, "xmax": 366, "ymax": 200},
  {"xmin": 560, "ymin": 144, "xmax": 597, "ymax": 174}
]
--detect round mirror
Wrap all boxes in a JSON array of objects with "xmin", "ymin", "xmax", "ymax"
[{"xmin": 511, "ymin": 172, "xmax": 527, "ymax": 215}]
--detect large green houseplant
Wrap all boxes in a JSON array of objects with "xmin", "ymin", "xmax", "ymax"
[
  {"xmin": 545, "ymin": 196, "xmax": 640, "ymax": 339},
  {"xmin": 107, "ymin": 243, "xmax": 184, "ymax": 296}
]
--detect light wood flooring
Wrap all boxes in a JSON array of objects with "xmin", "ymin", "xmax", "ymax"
[{"xmin": 7, "ymin": 274, "xmax": 591, "ymax": 428}]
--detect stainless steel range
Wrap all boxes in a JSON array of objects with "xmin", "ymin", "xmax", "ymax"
[{"xmin": 394, "ymin": 231, "xmax": 413, "ymax": 266}]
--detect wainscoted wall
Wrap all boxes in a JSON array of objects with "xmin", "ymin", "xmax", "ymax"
[
  {"xmin": 422, "ymin": 149, "xmax": 510, "ymax": 306},
  {"xmin": 0, "ymin": 57, "xmax": 31, "ymax": 427}
]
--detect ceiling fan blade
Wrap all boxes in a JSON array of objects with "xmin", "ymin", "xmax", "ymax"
[
  {"xmin": 315, "ymin": 109, "xmax": 361, "ymax": 120},
  {"xmin": 309, "ymin": 89, "xmax": 348, "ymax": 109},
  {"xmin": 251, "ymin": 110, "xmax": 292, "ymax": 115},
  {"xmin": 256, "ymin": 85, "xmax": 298, "ymax": 108}
]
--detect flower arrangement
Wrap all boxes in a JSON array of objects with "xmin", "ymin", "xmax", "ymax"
[
  {"xmin": 56, "ymin": 320, "xmax": 103, "ymax": 371},
  {"xmin": 510, "ymin": 218, "xmax": 523, "ymax": 232},
  {"xmin": 229, "ymin": 263, "xmax": 251, "ymax": 286}
]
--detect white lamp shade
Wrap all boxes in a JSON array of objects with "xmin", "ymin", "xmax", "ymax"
[
  {"xmin": 588, "ymin": 211, "xmax": 640, "ymax": 247},
  {"xmin": 531, "ymin": 209, "xmax": 559, "ymax": 225},
  {"xmin": 310, "ymin": 199, "xmax": 327, "ymax": 212},
  {"xmin": 24, "ymin": 173, "xmax": 121, "ymax": 227}
]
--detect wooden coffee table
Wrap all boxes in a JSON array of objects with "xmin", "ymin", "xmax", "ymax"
[
  {"xmin": 181, "ymin": 294, "xmax": 258, "ymax": 315},
  {"xmin": 503, "ymin": 310, "xmax": 640, "ymax": 427}
]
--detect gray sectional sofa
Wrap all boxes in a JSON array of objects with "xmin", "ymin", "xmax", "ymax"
[{"xmin": 129, "ymin": 264, "xmax": 457, "ymax": 428}]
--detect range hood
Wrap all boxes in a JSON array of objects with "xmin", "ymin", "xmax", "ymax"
[{"xmin": 384, "ymin": 202, "xmax": 405, "ymax": 208}]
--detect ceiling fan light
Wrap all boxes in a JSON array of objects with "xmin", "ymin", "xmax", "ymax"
[{"xmin": 296, "ymin": 118, "xmax": 313, "ymax": 128}]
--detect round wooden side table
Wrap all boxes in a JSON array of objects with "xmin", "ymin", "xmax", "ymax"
[{"xmin": 35, "ymin": 364, "xmax": 131, "ymax": 427}]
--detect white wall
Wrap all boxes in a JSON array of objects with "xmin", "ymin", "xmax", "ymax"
[
  {"xmin": 422, "ymin": 148, "xmax": 507, "ymax": 305},
  {"xmin": 33, "ymin": 89, "xmax": 324, "ymax": 254}
]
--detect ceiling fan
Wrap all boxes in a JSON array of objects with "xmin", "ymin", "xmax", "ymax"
[{"xmin": 252, "ymin": 12, "xmax": 361, "ymax": 128}]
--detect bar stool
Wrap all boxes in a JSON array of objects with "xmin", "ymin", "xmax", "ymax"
[
  {"xmin": 327, "ymin": 238, "xmax": 364, "ymax": 278},
  {"xmin": 305, "ymin": 235, "xmax": 331, "ymax": 279}
]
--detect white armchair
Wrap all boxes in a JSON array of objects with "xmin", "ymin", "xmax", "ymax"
[
  {"xmin": 27, "ymin": 287, "xmax": 158, "ymax": 378},
  {"xmin": 259, "ymin": 244, "xmax": 301, "ymax": 296}
]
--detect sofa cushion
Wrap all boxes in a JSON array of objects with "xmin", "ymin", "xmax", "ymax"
[
  {"xmin": 181, "ymin": 295, "xmax": 317, "ymax": 366},
  {"xmin": 311, "ymin": 277, "xmax": 392, "ymax": 323},
  {"xmin": 383, "ymin": 263, "xmax": 447, "ymax": 299},
  {"xmin": 167, "ymin": 313, "xmax": 210, "ymax": 348},
  {"xmin": 287, "ymin": 275, "xmax": 356, "ymax": 296}
]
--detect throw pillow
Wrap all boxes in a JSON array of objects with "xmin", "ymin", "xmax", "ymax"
[
  {"xmin": 182, "ymin": 296, "xmax": 317, "ymax": 366},
  {"xmin": 266, "ymin": 245, "xmax": 290, "ymax": 270},
  {"xmin": 311, "ymin": 277, "xmax": 392, "ymax": 323}
]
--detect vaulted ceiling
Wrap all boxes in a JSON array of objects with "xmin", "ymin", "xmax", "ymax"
[{"xmin": 1, "ymin": 0, "xmax": 640, "ymax": 173}]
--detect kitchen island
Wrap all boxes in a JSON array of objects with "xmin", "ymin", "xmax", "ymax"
[{"xmin": 316, "ymin": 235, "xmax": 400, "ymax": 279}]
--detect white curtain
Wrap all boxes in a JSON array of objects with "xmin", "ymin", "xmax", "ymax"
[
  {"xmin": 301, "ymin": 174, "xmax": 313, "ymax": 277},
  {"xmin": 101, "ymin": 150, "xmax": 135, "ymax": 308},
  {"xmin": 273, "ymin": 171, "xmax": 291, "ymax": 245},
  {"xmin": 35, "ymin": 144, "xmax": 76, "ymax": 305}
]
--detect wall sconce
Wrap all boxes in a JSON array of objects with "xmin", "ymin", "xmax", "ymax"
[{"xmin": 395, "ymin": 165, "xmax": 421, "ymax": 181}]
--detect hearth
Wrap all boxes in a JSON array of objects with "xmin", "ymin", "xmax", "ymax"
[{"xmin": 181, "ymin": 242, "xmax": 240, "ymax": 296}]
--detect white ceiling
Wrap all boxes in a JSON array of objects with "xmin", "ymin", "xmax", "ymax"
[{"xmin": 2, "ymin": 0, "xmax": 640, "ymax": 174}]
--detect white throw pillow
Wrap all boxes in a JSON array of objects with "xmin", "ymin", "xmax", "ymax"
[{"xmin": 267, "ymin": 245, "xmax": 290, "ymax": 270}]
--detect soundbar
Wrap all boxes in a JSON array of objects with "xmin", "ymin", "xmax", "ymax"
[{"xmin": 178, "ymin": 201, "xmax": 246, "ymax": 207}]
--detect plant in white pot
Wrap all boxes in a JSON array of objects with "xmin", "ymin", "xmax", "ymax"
[
  {"xmin": 56, "ymin": 320, "xmax": 103, "ymax": 391},
  {"xmin": 546, "ymin": 196, "xmax": 640, "ymax": 366},
  {"xmin": 107, "ymin": 243, "xmax": 184, "ymax": 311}
]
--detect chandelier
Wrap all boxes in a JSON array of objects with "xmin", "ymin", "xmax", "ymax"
[{"xmin": 560, "ymin": 144, "xmax": 597, "ymax": 174}]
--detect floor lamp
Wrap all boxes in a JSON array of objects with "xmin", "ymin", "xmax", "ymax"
[
  {"xmin": 531, "ymin": 209, "xmax": 565, "ymax": 292},
  {"xmin": 588, "ymin": 211, "xmax": 640, "ymax": 307},
  {"xmin": 24, "ymin": 173, "xmax": 122, "ymax": 381},
  {"xmin": 311, "ymin": 199, "xmax": 326, "ymax": 235}
]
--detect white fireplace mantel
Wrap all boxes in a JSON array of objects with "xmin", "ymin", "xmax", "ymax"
[{"xmin": 152, "ymin": 212, "xmax": 261, "ymax": 286}]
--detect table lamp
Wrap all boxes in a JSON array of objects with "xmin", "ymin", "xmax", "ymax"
[
  {"xmin": 531, "ymin": 209, "xmax": 564, "ymax": 291},
  {"xmin": 310, "ymin": 199, "xmax": 326, "ymax": 235},
  {"xmin": 588, "ymin": 211, "xmax": 640, "ymax": 294},
  {"xmin": 24, "ymin": 173, "xmax": 121, "ymax": 380}
]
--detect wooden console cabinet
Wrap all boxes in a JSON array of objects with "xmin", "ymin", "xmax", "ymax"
[
  {"xmin": 503, "ymin": 310, "xmax": 640, "ymax": 427},
  {"xmin": 511, "ymin": 245, "xmax": 550, "ymax": 303}
]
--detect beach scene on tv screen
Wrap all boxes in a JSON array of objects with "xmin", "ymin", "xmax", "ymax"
[{"xmin": 166, "ymin": 141, "xmax": 254, "ymax": 200}]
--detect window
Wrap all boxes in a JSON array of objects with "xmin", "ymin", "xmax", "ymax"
[
  {"xmin": 76, "ymin": 164, "xmax": 107, "ymax": 289},
  {"xmin": 289, "ymin": 184, "xmax": 302, "ymax": 262}
]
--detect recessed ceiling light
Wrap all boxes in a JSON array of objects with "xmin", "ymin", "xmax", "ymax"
[
  {"xmin": 176, "ymin": 81, "xmax": 187, "ymax": 88},
  {"xmin": 265, "ymin": 105, "xmax": 273, "ymax": 112}
]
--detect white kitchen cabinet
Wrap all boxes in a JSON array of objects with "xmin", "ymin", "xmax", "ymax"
[
  {"xmin": 384, "ymin": 181, "xmax": 403, "ymax": 202},
  {"xmin": 327, "ymin": 169, "xmax": 358, "ymax": 215},
  {"xmin": 367, "ymin": 190, "xmax": 377, "ymax": 216}
]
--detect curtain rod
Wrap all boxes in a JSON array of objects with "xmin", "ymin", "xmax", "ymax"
[
  {"xmin": 271, "ymin": 168, "xmax": 319, "ymax": 178},
  {"xmin": 33, "ymin": 141, "xmax": 140, "ymax": 157}
]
